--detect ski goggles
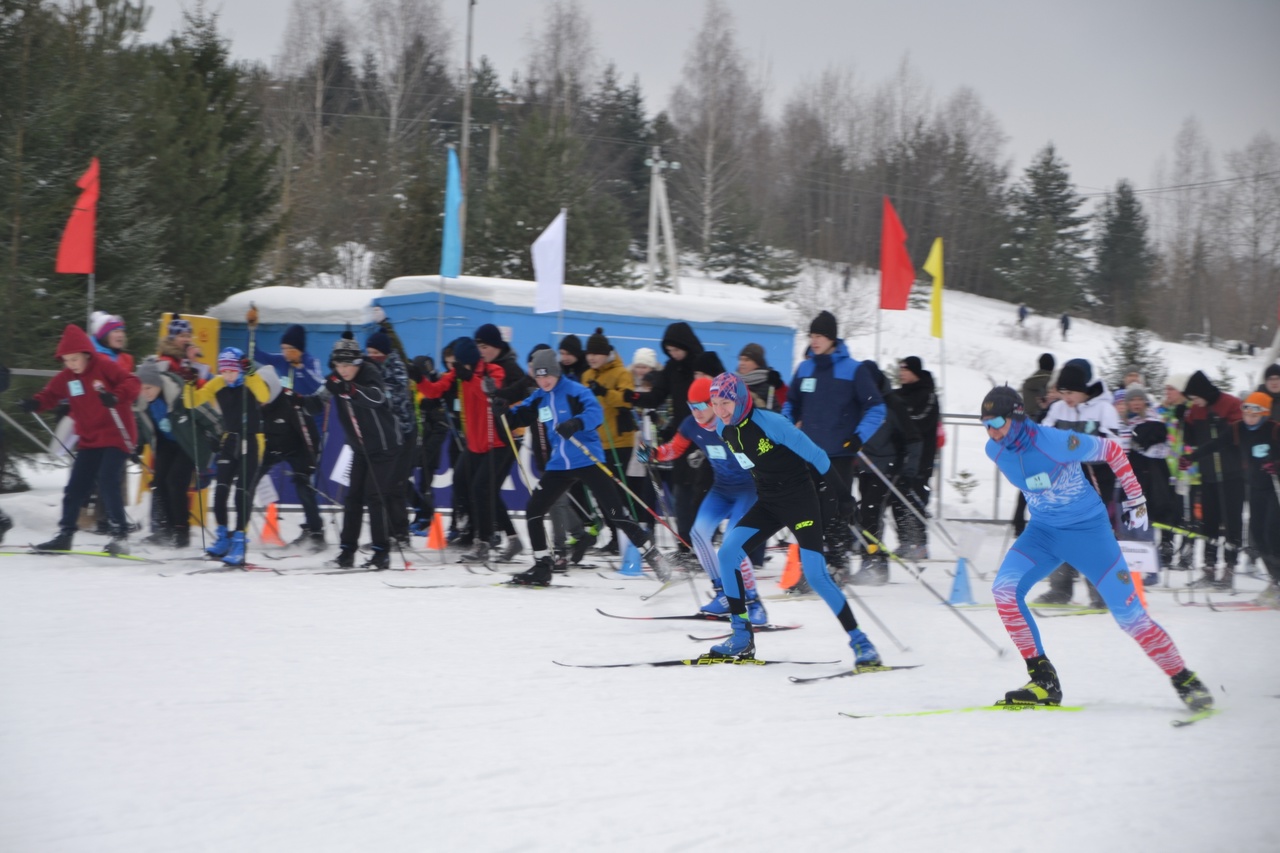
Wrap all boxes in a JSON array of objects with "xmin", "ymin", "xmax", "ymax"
[
  {"xmin": 689, "ymin": 401, "xmax": 710, "ymax": 411},
  {"xmin": 1242, "ymin": 403, "xmax": 1268, "ymax": 414},
  {"xmin": 981, "ymin": 415, "xmax": 1007, "ymax": 429}
]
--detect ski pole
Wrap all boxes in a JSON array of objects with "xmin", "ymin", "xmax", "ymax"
[
  {"xmin": 3, "ymin": 409, "xmax": 70, "ymax": 463},
  {"xmin": 93, "ymin": 381, "xmax": 154, "ymax": 476},
  {"xmin": 857, "ymin": 450, "xmax": 962, "ymax": 552},
  {"xmin": 567, "ymin": 434, "xmax": 692, "ymax": 550},
  {"xmin": 1153, "ymin": 521, "xmax": 1210, "ymax": 540},
  {"xmin": 857, "ymin": 524, "xmax": 1006, "ymax": 657},
  {"xmin": 28, "ymin": 409, "xmax": 78, "ymax": 460},
  {"xmin": 841, "ymin": 581, "xmax": 910, "ymax": 653}
]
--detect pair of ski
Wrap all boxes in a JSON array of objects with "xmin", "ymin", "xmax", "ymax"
[
  {"xmin": 554, "ymin": 657, "xmax": 919, "ymax": 675},
  {"xmin": 0, "ymin": 545, "xmax": 161, "ymax": 564},
  {"xmin": 839, "ymin": 703, "xmax": 1219, "ymax": 728}
]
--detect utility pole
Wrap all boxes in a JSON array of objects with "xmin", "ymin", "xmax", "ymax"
[
  {"xmin": 645, "ymin": 146, "xmax": 681, "ymax": 293},
  {"xmin": 458, "ymin": 0, "xmax": 476, "ymax": 265}
]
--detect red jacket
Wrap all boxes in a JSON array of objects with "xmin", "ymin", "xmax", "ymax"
[
  {"xmin": 418, "ymin": 360, "xmax": 507, "ymax": 453},
  {"xmin": 33, "ymin": 325, "xmax": 140, "ymax": 451}
]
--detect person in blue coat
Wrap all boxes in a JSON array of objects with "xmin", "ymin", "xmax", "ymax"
[
  {"xmin": 707, "ymin": 372, "xmax": 884, "ymax": 669},
  {"xmin": 254, "ymin": 324, "xmax": 326, "ymax": 396},
  {"xmin": 981, "ymin": 385, "xmax": 1212, "ymax": 712},
  {"xmin": 782, "ymin": 310, "xmax": 886, "ymax": 578},
  {"xmin": 496, "ymin": 349, "xmax": 673, "ymax": 587}
]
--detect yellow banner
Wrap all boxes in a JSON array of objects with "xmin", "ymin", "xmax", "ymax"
[{"xmin": 923, "ymin": 238, "xmax": 943, "ymax": 339}]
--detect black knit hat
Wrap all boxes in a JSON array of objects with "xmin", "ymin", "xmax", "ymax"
[
  {"xmin": 738, "ymin": 343, "xmax": 766, "ymax": 369},
  {"xmin": 527, "ymin": 342, "xmax": 551, "ymax": 364},
  {"xmin": 1184, "ymin": 370, "xmax": 1221, "ymax": 404},
  {"xmin": 282, "ymin": 324, "xmax": 307, "ymax": 352},
  {"xmin": 809, "ymin": 310, "xmax": 838, "ymax": 340},
  {"xmin": 1266, "ymin": 363, "xmax": 1280, "ymax": 380},
  {"xmin": 981, "ymin": 386, "xmax": 1025, "ymax": 420},
  {"xmin": 899, "ymin": 356, "xmax": 923, "ymax": 378},
  {"xmin": 1055, "ymin": 358, "xmax": 1093, "ymax": 394},
  {"xmin": 586, "ymin": 327, "xmax": 611, "ymax": 356},
  {"xmin": 474, "ymin": 323, "xmax": 505, "ymax": 351},
  {"xmin": 558, "ymin": 333, "xmax": 584, "ymax": 361},
  {"xmin": 1039, "ymin": 353, "xmax": 1055, "ymax": 372}
]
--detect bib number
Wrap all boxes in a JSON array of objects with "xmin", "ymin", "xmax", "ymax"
[
  {"xmin": 801, "ymin": 378, "xmax": 816, "ymax": 393},
  {"xmin": 1025, "ymin": 472, "xmax": 1052, "ymax": 491},
  {"xmin": 68, "ymin": 380, "xmax": 85, "ymax": 397},
  {"xmin": 706, "ymin": 445, "xmax": 727, "ymax": 460},
  {"xmin": 733, "ymin": 452, "xmax": 754, "ymax": 469},
  {"xmin": 538, "ymin": 406, "xmax": 553, "ymax": 423}
]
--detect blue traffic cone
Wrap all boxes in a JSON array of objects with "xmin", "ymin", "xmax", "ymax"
[
  {"xmin": 618, "ymin": 538, "xmax": 644, "ymax": 577},
  {"xmin": 947, "ymin": 557, "xmax": 976, "ymax": 606}
]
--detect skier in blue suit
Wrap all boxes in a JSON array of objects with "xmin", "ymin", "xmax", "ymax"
[{"xmin": 706, "ymin": 372, "xmax": 884, "ymax": 669}]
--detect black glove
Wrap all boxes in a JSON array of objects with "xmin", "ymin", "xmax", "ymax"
[
  {"xmin": 623, "ymin": 390, "xmax": 641, "ymax": 405},
  {"xmin": 409, "ymin": 355, "xmax": 434, "ymax": 384},
  {"xmin": 128, "ymin": 453, "xmax": 143, "ymax": 465},
  {"xmin": 588, "ymin": 381, "xmax": 606, "ymax": 396},
  {"xmin": 491, "ymin": 396, "xmax": 509, "ymax": 417},
  {"xmin": 18, "ymin": 397, "xmax": 40, "ymax": 413},
  {"xmin": 326, "ymin": 374, "xmax": 349, "ymax": 396},
  {"xmin": 98, "ymin": 389, "xmax": 119, "ymax": 407},
  {"xmin": 555, "ymin": 418, "xmax": 583, "ymax": 439},
  {"xmin": 842, "ymin": 433, "xmax": 862, "ymax": 453},
  {"xmin": 454, "ymin": 362, "xmax": 474, "ymax": 382},
  {"xmin": 54, "ymin": 401, "xmax": 71, "ymax": 419}
]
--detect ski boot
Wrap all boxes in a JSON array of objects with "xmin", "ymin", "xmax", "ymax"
[
  {"xmin": 36, "ymin": 529, "xmax": 75, "ymax": 552},
  {"xmin": 568, "ymin": 527, "xmax": 598, "ymax": 565},
  {"xmin": 221, "ymin": 532, "xmax": 247, "ymax": 566},
  {"xmin": 458, "ymin": 541, "xmax": 490, "ymax": 564},
  {"xmin": 850, "ymin": 552, "xmax": 889, "ymax": 586},
  {"xmin": 552, "ymin": 550, "xmax": 569, "ymax": 574},
  {"xmin": 511, "ymin": 556, "xmax": 554, "ymax": 587},
  {"xmin": 104, "ymin": 534, "xmax": 130, "ymax": 557},
  {"xmin": 643, "ymin": 546, "xmax": 674, "ymax": 582},
  {"xmin": 1171, "ymin": 669, "xmax": 1213, "ymax": 712},
  {"xmin": 745, "ymin": 589, "xmax": 769, "ymax": 626},
  {"xmin": 999, "ymin": 655, "xmax": 1062, "ymax": 706},
  {"xmin": 140, "ymin": 529, "xmax": 173, "ymax": 548},
  {"xmin": 205, "ymin": 525, "xmax": 232, "ymax": 559},
  {"xmin": 361, "ymin": 546, "xmax": 390, "ymax": 571},
  {"xmin": 498, "ymin": 534, "xmax": 524, "ymax": 562},
  {"xmin": 848, "ymin": 628, "xmax": 882, "ymax": 670},
  {"xmin": 327, "ymin": 547, "xmax": 357, "ymax": 569},
  {"xmin": 171, "ymin": 528, "xmax": 190, "ymax": 550},
  {"xmin": 707, "ymin": 614, "xmax": 755, "ymax": 659},
  {"xmin": 785, "ymin": 576, "xmax": 814, "ymax": 596},
  {"xmin": 700, "ymin": 581, "xmax": 730, "ymax": 616}
]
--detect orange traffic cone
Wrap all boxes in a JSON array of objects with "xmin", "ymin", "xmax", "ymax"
[
  {"xmin": 1131, "ymin": 566, "xmax": 1148, "ymax": 610},
  {"xmin": 427, "ymin": 513, "xmax": 447, "ymax": 551},
  {"xmin": 779, "ymin": 542, "xmax": 802, "ymax": 589},
  {"xmin": 262, "ymin": 502, "xmax": 286, "ymax": 546}
]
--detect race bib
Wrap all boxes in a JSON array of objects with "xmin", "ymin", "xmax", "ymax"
[
  {"xmin": 538, "ymin": 406, "xmax": 553, "ymax": 423},
  {"xmin": 1024, "ymin": 472, "xmax": 1052, "ymax": 491},
  {"xmin": 733, "ymin": 452, "xmax": 755, "ymax": 469},
  {"xmin": 706, "ymin": 445, "xmax": 727, "ymax": 460},
  {"xmin": 453, "ymin": 398, "xmax": 461, "ymax": 412},
  {"xmin": 280, "ymin": 374, "xmax": 293, "ymax": 390},
  {"xmin": 801, "ymin": 378, "xmax": 816, "ymax": 393},
  {"xmin": 68, "ymin": 380, "xmax": 85, "ymax": 397},
  {"xmin": 159, "ymin": 417, "xmax": 171, "ymax": 433},
  {"xmin": 1253, "ymin": 444, "xmax": 1270, "ymax": 459}
]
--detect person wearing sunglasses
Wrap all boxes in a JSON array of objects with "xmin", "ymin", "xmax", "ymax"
[
  {"xmin": 980, "ymin": 385, "xmax": 1212, "ymax": 713},
  {"xmin": 1180, "ymin": 391, "xmax": 1280, "ymax": 606}
]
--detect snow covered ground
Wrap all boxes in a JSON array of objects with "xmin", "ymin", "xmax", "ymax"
[
  {"xmin": 3, "ymin": 282, "xmax": 1277, "ymax": 851},
  {"xmin": 1, "ymin": 461, "xmax": 1277, "ymax": 853}
]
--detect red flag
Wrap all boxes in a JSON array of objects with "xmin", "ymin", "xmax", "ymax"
[
  {"xmin": 879, "ymin": 196, "xmax": 914, "ymax": 310},
  {"xmin": 55, "ymin": 158, "xmax": 99, "ymax": 274}
]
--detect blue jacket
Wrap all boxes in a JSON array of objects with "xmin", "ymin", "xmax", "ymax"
[
  {"xmin": 507, "ymin": 377, "xmax": 606, "ymax": 471},
  {"xmin": 674, "ymin": 415, "xmax": 756, "ymax": 492},
  {"xmin": 782, "ymin": 340, "xmax": 885, "ymax": 456},
  {"xmin": 255, "ymin": 350, "xmax": 325, "ymax": 396}
]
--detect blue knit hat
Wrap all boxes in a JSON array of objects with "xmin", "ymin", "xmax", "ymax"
[
  {"xmin": 366, "ymin": 330, "xmax": 392, "ymax": 356},
  {"xmin": 281, "ymin": 324, "xmax": 306, "ymax": 351},
  {"xmin": 453, "ymin": 337, "xmax": 480, "ymax": 368}
]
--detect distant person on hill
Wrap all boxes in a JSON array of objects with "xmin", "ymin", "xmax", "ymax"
[{"xmin": 1059, "ymin": 313, "xmax": 1070, "ymax": 341}]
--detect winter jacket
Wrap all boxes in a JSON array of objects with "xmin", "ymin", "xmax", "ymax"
[
  {"xmin": 782, "ymin": 340, "xmax": 886, "ymax": 457},
  {"xmin": 581, "ymin": 353, "xmax": 637, "ymax": 451},
  {"xmin": 891, "ymin": 369, "xmax": 939, "ymax": 474},
  {"xmin": 318, "ymin": 362, "xmax": 401, "ymax": 457},
  {"xmin": 32, "ymin": 325, "xmax": 140, "ymax": 452},
  {"xmin": 261, "ymin": 384, "xmax": 321, "ymax": 460},
  {"xmin": 254, "ymin": 349, "xmax": 325, "ymax": 396},
  {"xmin": 371, "ymin": 352, "xmax": 415, "ymax": 439},
  {"xmin": 134, "ymin": 369, "xmax": 221, "ymax": 470},
  {"xmin": 490, "ymin": 350, "xmax": 535, "ymax": 406},
  {"xmin": 1021, "ymin": 368, "xmax": 1053, "ymax": 423},
  {"xmin": 631, "ymin": 322, "xmax": 704, "ymax": 443},
  {"xmin": 418, "ymin": 359, "xmax": 507, "ymax": 454},
  {"xmin": 505, "ymin": 376, "xmax": 605, "ymax": 472},
  {"xmin": 190, "ymin": 371, "xmax": 271, "ymax": 459},
  {"xmin": 862, "ymin": 391, "xmax": 922, "ymax": 478},
  {"xmin": 1187, "ymin": 419, "xmax": 1280, "ymax": 491},
  {"xmin": 1042, "ymin": 381, "xmax": 1124, "ymax": 498},
  {"xmin": 1181, "ymin": 371, "xmax": 1243, "ymax": 483}
]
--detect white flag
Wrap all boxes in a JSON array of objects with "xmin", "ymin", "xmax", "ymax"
[{"xmin": 532, "ymin": 208, "xmax": 566, "ymax": 314}]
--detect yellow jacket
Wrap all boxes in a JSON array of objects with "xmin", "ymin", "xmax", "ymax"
[{"xmin": 581, "ymin": 354, "xmax": 637, "ymax": 451}]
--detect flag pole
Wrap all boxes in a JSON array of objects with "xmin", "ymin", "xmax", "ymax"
[{"xmin": 87, "ymin": 273, "xmax": 95, "ymax": 327}]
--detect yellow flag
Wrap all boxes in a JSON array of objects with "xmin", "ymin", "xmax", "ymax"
[{"xmin": 924, "ymin": 237, "xmax": 943, "ymax": 338}]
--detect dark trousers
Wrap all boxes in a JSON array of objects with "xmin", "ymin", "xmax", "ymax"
[
  {"xmin": 342, "ymin": 450, "xmax": 397, "ymax": 550},
  {"xmin": 386, "ymin": 433, "xmax": 418, "ymax": 539},
  {"xmin": 152, "ymin": 437, "xmax": 195, "ymax": 535},
  {"xmin": 450, "ymin": 446, "xmax": 471, "ymax": 533},
  {"xmin": 526, "ymin": 466, "xmax": 649, "ymax": 554},
  {"xmin": 213, "ymin": 446, "xmax": 260, "ymax": 532},
  {"xmin": 471, "ymin": 445, "xmax": 515, "ymax": 541},
  {"xmin": 1201, "ymin": 477, "xmax": 1245, "ymax": 571},
  {"xmin": 889, "ymin": 473, "xmax": 930, "ymax": 548},
  {"xmin": 262, "ymin": 446, "xmax": 323, "ymax": 532},
  {"xmin": 60, "ymin": 446, "xmax": 127, "ymax": 535},
  {"xmin": 1247, "ymin": 478, "xmax": 1280, "ymax": 585},
  {"xmin": 858, "ymin": 467, "xmax": 892, "ymax": 543}
]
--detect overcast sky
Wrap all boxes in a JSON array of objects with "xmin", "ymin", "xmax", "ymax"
[{"xmin": 143, "ymin": 0, "xmax": 1280, "ymax": 195}]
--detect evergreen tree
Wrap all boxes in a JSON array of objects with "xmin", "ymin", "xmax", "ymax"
[
  {"xmin": 375, "ymin": 145, "xmax": 445, "ymax": 282},
  {"xmin": 1102, "ymin": 327, "xmax": 1166, "ymax": 392},
  {"xmin": 1092, "ymin": 179, "xmax": 1155, "ymax": 326},
  {"xmin": 999, "ymin": 144, "xmax": 1088, "ymax": 313},
  {"xmin": 138, "ymin": 8, "xmax": 280, "ymax": 310},
  {"xmin": 704, "ymin": 196, "xmax": 800, "ymax": 296}
]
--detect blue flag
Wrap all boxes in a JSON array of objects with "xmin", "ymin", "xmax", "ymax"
[{"xmin": 440, "ymin": 147, "xmax": 462, "ymax": 278}]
